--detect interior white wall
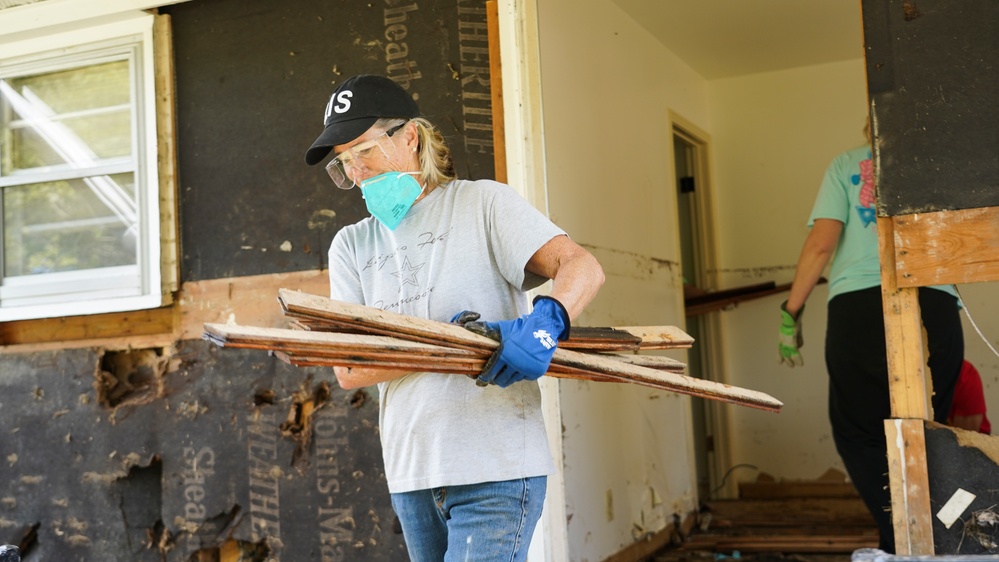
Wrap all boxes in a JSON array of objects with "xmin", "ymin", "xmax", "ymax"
[
  {"xmin": 708, "ymin": 60, "xmax": 999, "ymax": 483},
  {"xmin": 707, "ymin": 59, "xmax": 870, "ymax": 480},
  {"xmin": 536, "ymin": 0, "xmax": 710, "ymax": 560}
]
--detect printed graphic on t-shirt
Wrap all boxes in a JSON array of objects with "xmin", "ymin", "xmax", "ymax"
[
  {"xmin": 852, "ymin": 153, "xmax": 876, "ymax": 227},
  {"xmin": 391, "ymin": 257, "xmax": 423, "ymax": 286},
  {"xmin": 360, "ymin": 227, "xmax": 454, "ymax": 312}
]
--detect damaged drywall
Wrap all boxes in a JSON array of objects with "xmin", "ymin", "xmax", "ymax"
[{"xmin": 0, "ymin": 341, "xmax": 405, "ymax": 561}]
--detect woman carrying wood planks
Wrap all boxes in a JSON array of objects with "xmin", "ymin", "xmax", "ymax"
[
  {"xmin": 777, "ymin": 117, "xmax": 964, "ymax": 554},
  {"xmin": 304, "ymin": 74, "xmax": 604, "ymax": 562}
]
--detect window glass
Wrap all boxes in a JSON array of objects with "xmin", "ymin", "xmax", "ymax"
[
  {"xmin": 1, "ymin": 57, "xmax": 138, "ymax": 281},
  {"xmin": 3, "ymin": 172, "xmax": 137, "ymax": 276},
  {"xmin": 2, "ymin": 59, "xmax": 132, "ymax": 174}
]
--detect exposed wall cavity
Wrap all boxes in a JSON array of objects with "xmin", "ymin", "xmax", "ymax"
[
  {"xmin": 279, "ymin": 377, "xmax": 332, "ymax": 466},
  {"xmin": 1, "ymin": 342, "xmax": 405, "ymax": 559},
  {"xmin": 95, "ymin": 347, "xmax": 173, "ymax": 411}
]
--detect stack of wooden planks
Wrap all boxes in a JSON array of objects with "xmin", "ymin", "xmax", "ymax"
[{"xmin": 202, "ymin": 289, "xmax": 783, "ymax": 413}]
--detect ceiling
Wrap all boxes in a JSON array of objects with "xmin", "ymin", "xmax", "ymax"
[{"xmin": 609, "ymin": 0, "xmax": 866, "ymax": 80}]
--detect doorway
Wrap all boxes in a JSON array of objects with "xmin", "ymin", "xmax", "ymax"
[{"xmin": 671, "ymin": 119, "xmax": 733, "ymax": 500}]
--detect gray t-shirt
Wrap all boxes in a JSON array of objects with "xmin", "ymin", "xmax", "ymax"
[{"xmin": 328, "ymin": 179, "xmax": 564, "ymax": 493}]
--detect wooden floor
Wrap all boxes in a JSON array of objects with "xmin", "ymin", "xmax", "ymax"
[{"xmin": 648, "ymin": 478, "xmax": 879, "ymax": 562}]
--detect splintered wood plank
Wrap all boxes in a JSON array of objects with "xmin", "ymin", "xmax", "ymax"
[
  {"xmin": 203, "ymin": 323, "xmax": 480, "ymax": 359},
  {"xmin": 204, "ymin": 324, "xmax": 681, "ymax": 375},
  {"xmin": 602, "ymin": 354, "xmax": 686, "ymax": 373},
  {"xmin": 552, "ymin": 348, "xmax": 781, "ymax": 412},
  {"xmin": 275, "ymin": 352, "xmax": 483, "ymax": 374},
  {"xmin": 885, "ymin": 419, "xmax": 934, "ymax": 556},
  {"xmin": 563, "ymin": 326, "xmax": 692, "ymax": 351},
  {"xmin": 279, "ymin": 290, "xmax": 499, "ymax": 352},
  {"xmin": 204, "ymin": 322, "xmax": 781, "ymax": 412},
  {"xmin": 279, "ymin": 289, "xmax": 695, "ymax": 351}
]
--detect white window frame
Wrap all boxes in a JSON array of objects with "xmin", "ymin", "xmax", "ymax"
[{"xmin": 0, "ymin": 9, "xmax": 164, "ymax": 321}]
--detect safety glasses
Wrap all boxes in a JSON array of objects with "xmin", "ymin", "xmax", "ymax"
[{"xmin": 325, "ymin": 123, "xmax": 406, "ymax": 189}]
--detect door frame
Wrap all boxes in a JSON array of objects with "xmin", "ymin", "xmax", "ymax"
[{"xmin": 668, "ymin": 111, "xmax": 737, "ymax": 499}]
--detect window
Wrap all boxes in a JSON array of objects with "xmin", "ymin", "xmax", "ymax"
[{"xmin": 0, "ymin": 11, "xmax": 170, "ymax": 321}]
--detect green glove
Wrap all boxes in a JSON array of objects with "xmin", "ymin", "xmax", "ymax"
[{"xmin": 778, "ymin": 301, "xmax": 804, "ymax": 367}]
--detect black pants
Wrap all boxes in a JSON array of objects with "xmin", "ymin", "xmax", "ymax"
[{"xmin": 825, "ymin": 286, "xmax": 963, "ymax": 553}]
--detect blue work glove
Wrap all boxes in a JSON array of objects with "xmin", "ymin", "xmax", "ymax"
[
  {"xmin": 463, "ymin": 296, "xmax": 571, "ymax": 387},
  {"xmin": 778, "ymin": 300, "xmax": 804, "ymax": 367}
]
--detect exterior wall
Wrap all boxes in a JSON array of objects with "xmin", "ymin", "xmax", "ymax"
[
  {"xmin": 536, "ymin": 0, "xmax": 710, "ymax": 559},
  {"xmin": 0, "ymin": 0, "xmax": 498, "ymax": 559}
]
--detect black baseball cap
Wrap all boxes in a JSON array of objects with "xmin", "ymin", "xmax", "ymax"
[{"xmin": 304, "ymin": 74, "xmax": 420, "ymax": 165}]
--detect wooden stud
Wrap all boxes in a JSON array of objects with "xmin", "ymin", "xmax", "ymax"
[
  {"xmin": 879, "ymin": 215, "xmax": 934, "ymax": 555},
  {"xmin": 878, "ymin": 216, "xmax": 930, "ymax": 420},
  {"xmin": 884, "ymin": 419, "xmax": 934, "ymax": 555},
  {"xmin": 486, "ymin": 0, "xmax": 506, "ymax": 183},
  {"xmin": 154, "ymin": 13, "xmax": 181, "ymax": 297}
]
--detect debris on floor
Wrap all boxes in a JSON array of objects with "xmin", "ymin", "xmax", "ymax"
[{"xmin": 650, "ymin": 473, "xmax": 878, "ymax": 562}]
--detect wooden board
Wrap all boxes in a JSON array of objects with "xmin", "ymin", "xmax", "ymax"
[
  {"xmin": 885, "ymin": 419, "xmax": 934, "ymax": 555},
  {"xmin": 280, "ymin": 289, "xmax": 695, "ymax": 352},
  {"xmin": 206, "ymin": 298, "xmax": 784, "ymax": 412},
  {"xmin": 879, "ymin": 217, "xmax": 931, "ymax": 420},
  {"xmin": 0, "ymin": 306, "xmax": 175, "ymax": 348},
  {"xmin": 890, "ymin": 207, "xmax": 999, "ymax": 288}
]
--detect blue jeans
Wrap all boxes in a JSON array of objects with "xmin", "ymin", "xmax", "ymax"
[{"xmin": 390, "ymin": 477, "xmax": 547, "ymax": 562}]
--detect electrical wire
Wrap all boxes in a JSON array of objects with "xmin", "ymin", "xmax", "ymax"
[
  {"xmin": 956, "ymin": 286, "xmax": 999, "ymax": 360},
  {"xmin": 710, "ymin": 463, "xmax": 758, "ymax": 497}
]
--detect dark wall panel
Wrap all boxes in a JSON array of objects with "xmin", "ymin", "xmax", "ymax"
[
  {"xmin": 164, "ymin": 0, "xmax": 496, "ymax": 281},
  {"xmin": 863, "ymin": 0, "xmax": 999, "ymax": 215},
  {"xmin": 925, "ymin": 422, "xmax": 999, "ymax": 555},
  {"xmin": 0, "ymin": 342, "xmax": 403, "ymax": 561}
]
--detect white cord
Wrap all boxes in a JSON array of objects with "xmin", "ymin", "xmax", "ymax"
[{"xmin": 957, "ymin": 286, "xmax": 999, "ymax": 359}]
